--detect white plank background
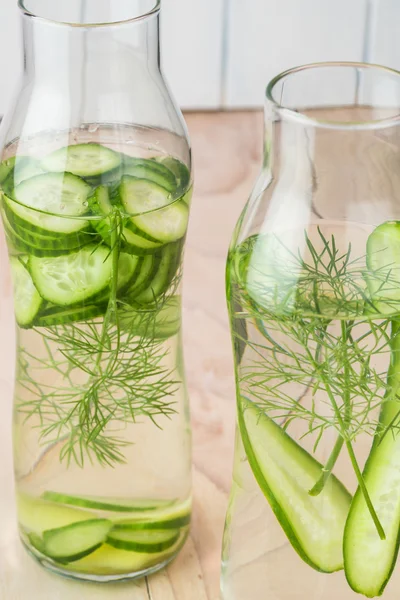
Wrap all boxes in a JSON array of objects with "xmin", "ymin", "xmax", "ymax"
[
  {"xmin": 224, "ymin": 0, "xmax": 367, "ymax": 108},
  {"xmin": 0, "ymin": 1, "xmax": 21, "ymax": 117},
  {"xmin": 162, "ymin": 0, "xmax": 225, "ymax": 109},
  {"xmin": 0, "ymin": 0, "xmax": 399, "ymax": 111},
  {"xmin": 364, "ymin": 0, "xmax": 400, "ymax": 70}
]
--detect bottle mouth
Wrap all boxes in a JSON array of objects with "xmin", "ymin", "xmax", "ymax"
[
  {"xmin": 266, "ymin": 62, "xmax": 400, "ymax": 131},
  {"xmin": 18, "ymin": 0, "xmax": 160, "ymax": 28}
]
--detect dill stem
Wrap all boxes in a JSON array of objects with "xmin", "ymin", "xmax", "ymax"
[
  {"xmin": 95, "ymin": 211, "xmax": 121, "ymax": 375},
  {"xmin": 309, "ymin": 321, "xmax": 350, "ymax": 496},
  {"xmin": 321, "ymin": 370, "xmax": 386, "ymax": 540},
  {"xmin": 309, "ymin": 435, "xmax": 344, "ymax": 496},
  {"xmin": 85, "ymin": 211, "xmax": 121, "ymax": 438}
]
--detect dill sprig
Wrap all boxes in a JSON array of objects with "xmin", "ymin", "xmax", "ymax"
[
  {"xmin": 16, "ymin": 211, "xmax": 182, "ymax": 468},
  {"xmin": 230, "ymin": 228, "xmax": 400, "ymax": 538}
]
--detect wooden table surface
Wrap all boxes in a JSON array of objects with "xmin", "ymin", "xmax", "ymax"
[{"xmin": 0, "ymin": 111, "xmax": 264, "ymax": 600}]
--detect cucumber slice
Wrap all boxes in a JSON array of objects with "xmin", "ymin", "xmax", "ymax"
[
  {"xmin": 366, "ymin": 221, "xmax": 400, "ymax": 315},
  {"xmin": 2, "ymin": 209, "xmax": 74, "ymax": 257},
  {"xmin": 154, "ymin": 156, "xmax": 191, "ymax": 192},
  {"xmin": 28, "ymin": 533, "xmax": 46, "ymax": 554},
  {"xmin": 41, "ymin": 144, "xmax": 121, "ymax": 177},
  {"xmin": 107, "ymin": 528, "xmax": 179, "ymax": 553},
  {"xmin": 68, "ymin": 536, "xmax": 185, "ymax": 576},
  {"xmin": 125, "ymin": 254, "xmax": 158, "ymax": 299},
  {"xmin": 123, "ymin": 157, "xmax": 176, "ymax": 193},
  {"xmin": 114, "ymin": 514, "xmax": 191, "ymax": 532},
  {"xmin": 121, "ymin": 177, "xmax": 188, "ymax": 243},
  {"xmin": 29, "ymin": 245, "xmax": 113, "ymax": 306},
  {"xmin": 122, "ymin": 226, "xmax": 164, "ymax": 254},
  {"xmin": 114, "ymin": 498, "xmax": 192, "ymax": 529},
  {"xmin": 10, "ymin": 256, "xmax": 42, "ymax": 328},
  {"xmin": 117, "ymin": 252, "xmax": 141, "ymax": 293},
  {"xmin": 10, "ymin": 173, "xmax": 91, "ymax": 235},
  {"xmin": 4, "ymin": 203, "xmax": 93, "ymax": 251},
  {"xmin": 120, "ymin": 176, "xmax": 172, "ymax": 216},
  {"xmin": 0, "ymin": 156, "xmax": 43, "ymax": 192},
  {"xmin": 36, "ymin": 303, "xmax": 106, "ymax": 327},
  {"xmin": 17, "ymin": 492, "xmax": 95, "ymax": 533},
  {"xmin": 134, "ymin": 245, "xmax": 174, "ymax": 304},
  {"xmin": 90, "ymin": 185, "xmax": 163, "ymax": 255},
  {"xmin": 119, "ymin": 296, "xmax": 181, "ymax": 340},
  {"xmin": 343, "ymin": 232, "xmax": 400, "ymax": 597},
  {"xmin": 239, "ymin": 397, "xmax": 352, "ymax": 573},
  {"xmin": 13, "ymin": 157, "xmax": 45, "ymax": 186},
  {"xmin": 344, "ymin": 387, "xmax": 400, "ymax": 597},
  {"xmin": 0, "ymin": 156, "xmax": 16, "ymax": 184},
  {"xmin": 42, "ymin": 519, "xmax": 112, "ymax": 563},
  {"xmin": 132, "ymin": 202, "xmax": 188, "ymax": 245},
  {"xmin": 42, "ymin": 491, "xmax": 173, "ymax": 513},
  {"xmin": 92, "ymin": 252, "xmax": 140, "ymax": 304}
]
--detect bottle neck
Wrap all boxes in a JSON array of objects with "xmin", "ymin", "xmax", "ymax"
[
  {"xmin": 262, "ymin": 104, "xmax": 400, "ymax": 227},
  {"xmin": 22, "ymin": 13, "xmax": 161, "ymax": 84}
]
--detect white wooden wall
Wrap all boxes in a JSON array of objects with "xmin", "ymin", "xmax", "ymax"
[{"xmin": 0, "ymin": 0, "xmax": 398, "ymax": 114}]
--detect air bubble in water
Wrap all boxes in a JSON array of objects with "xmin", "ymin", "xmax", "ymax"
[
  {"xmin": 83, "ymin": 201, "xmax": 88, "ymax": 208},
  {"xmin": 60, "ymin": 204, "xmax": 66, "ymax": 211},
  {"xmin": 88, "ymin": 124, "xmax": 99, "ymax": 134}
]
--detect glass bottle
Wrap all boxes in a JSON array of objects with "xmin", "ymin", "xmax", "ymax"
[
  {"xmin": 222, "ymin": 63, "xmax": 400, "ymax": 600},
  {"xmin": 0, "ymin": 0, "xmax": 192, "ymax": 582}
]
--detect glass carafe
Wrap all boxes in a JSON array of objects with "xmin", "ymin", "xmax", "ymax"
[
  {"xmin": 0, "ymin": 0, "xmax": 192, "ymax": 582},
  {"xmin": 222, "ymin": 63, "xmax": 400, "ymax": 600}
]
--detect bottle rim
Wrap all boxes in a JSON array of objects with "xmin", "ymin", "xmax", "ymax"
[
  {"xmin": 18, "ymin": 0, "xmax": 161, "ymax": 28},
  {"xmin": 266, "ymin": 61, "xmax": 400, "ymax": 131}
]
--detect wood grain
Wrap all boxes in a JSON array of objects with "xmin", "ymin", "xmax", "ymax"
[{"xmin": 0, "ymin": 111, "xmax": 264, "ymax": 599}]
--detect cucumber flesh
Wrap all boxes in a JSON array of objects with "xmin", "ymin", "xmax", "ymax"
[
  {"xmin": 36, "ymin": 304, "xmax": 106, "ymax": 327},
  {"xmin": 68, "ymin": 536, "xmax": 185, "ymax": 576},
  {"xmin": 120, "ymin": 176, "xmax": 171, "ymax": 213},
  {"xmin": 343, "ymin": 227, "xmax": 400, "ymax": 597},
  {"xmin": 42, "ymin": 491, "xmax": 174, "ymax": 513},
  {"xmin": 42, "ymin": 519, "xmax": 112, "ymax": 563},
  {"xmin": 114, "ymin": 497, "xmax": 192, "ymax": 531},
  {"xmin": 239, "ymin": 397, "xmax": 352, "ymax": 573},
  {"xmin": 119, "ymin": 296, "xmax": 181, "ymax": 340},
  {"xmin": 125, "ymin": 255, "xmax": 158, "ymax": 299},
  {"xmin": 0, "ymin": 157, "xmax": 16, "ymax": 183},
  {"xmin": 107, "ymin": 528, "xmax": 179, "ymax": 553},
  {"xmin": 120, "ymin": 177, "xmax": 188, "ymax": 243},
  {"xmin": 344, "ymin": 393, "xmax": 400, "ymax": 597},
  {"xmin": 13, "ymin": 157, "xmax": 45, "ymax": 186},
  {"xmin": 93, "ymin": 252, "xmax": 140, "ymax": 303},
  {"xmin": 114, "ymin": 513, "xmax": 190, "ymax": 532},
  {"xmin": 41, "ymin": 143, "xmax": 121, "ymax": 177},
  {"xmin": 2, "ymin": 208, "xmax": 75, "ymax": 258},
  {"xmin": 134, "ymin": 245, "xmax": 174, "ymax": 304},
  {"xmin": 122, "ymin": 226, "xmax": 164, "ymax": 254},
  {"xmin": 366, "ymin": 221, "xmax": 400, "ymax": 315},
  {"xmin": 28, "ymin": 533, "xmax": 46, "ymax": 554},
  {"xmin": 89, "ymin": 185, "xmax": 163, "ymax": 255},
  {"xmin": 132, "ymin": 201, "xmax": 189, "ymax": 245},
  {"xmin": 154, "ymin": 156, "xmax": 191, "ymax": 192},
  {"xmin": 10, "ymin": 256, "xmax": 42, "ymax": 328},
  {"xmin": 117, "ymin": 252, "xmax": 141, "ymax": 293},
  {"xmin": 17, "ymin": 493, "xmax": 95, "ymax": 533},
  {"xmin": 29, "ymin": 245, "xmax": 112, "ymax": 306},
  {"xmin": 123, "ymin": 158, "xmax": 176, "ymax": 192},
  {"xmin": 10, "ymin": 173, "xmax": 91, "ymax": 235},
  {"xmin": 4, "ymin": 202, "xmax": 93, "ymax": 251},
  {"xmin": 344, "ymin": 322, "xmax": 400, "ymax": 598}
]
